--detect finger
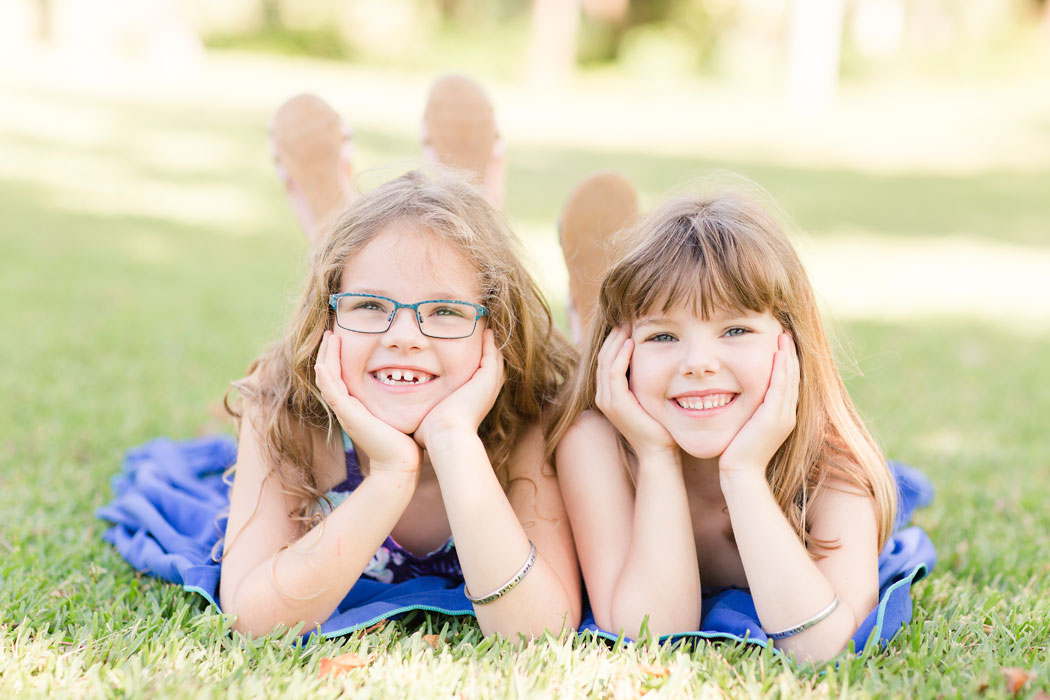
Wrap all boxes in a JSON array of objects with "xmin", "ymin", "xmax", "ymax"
[
  {"xmin": 314, "ymin": 334, "xmax": 336, "ymax": 397},
  {"xmin": 609, "ymin": 336, "xmax": 634, "ymax": 396},
  {"xmin": 479, "ymin": 329, "xmax": 505, "ymax": 391},
  {"xmin": 766, "ymin": 334, "xmax": 796, "ymax": 429},
  {"xmin": 487, "ymin": 329, "xmax": 506, "ymax": 388},
  {"xmin": 600, "ymin": 335, "xmax": 638, "ymax": 418},
  {"xmin": 325, "ymin": 332, "xmax": 342, "ymax": 376},
  {"xmin": 783, "ymin": 333, "xmax": 801, "ymax": 418},
  {"xmin": 596, "ymin": 327, "xmax": 628, "ymax": 403},
  {"xmin": 594, "ymin": 330, "xmax": 621, "ymax": 410},
  {"xmin": 317, "ymin": 335, "xmax": 352, "ymax": 409},
  {"xmin": 767, "ymin": 334, "xmax": 789, "ymax": 405},
  {"xmin": 596, "ymin": 326, "xmax": 626, "ymax": 375}
]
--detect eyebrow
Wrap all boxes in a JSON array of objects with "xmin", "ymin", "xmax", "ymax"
[
  {"xmin": 634, "ymin": 309, "xmax": 759, "ymax": 327},
  {"xmin": 634, "ymin": 317, "xmax": 674, "ymax": 329},
  {"xmin": 347, "ymin": 288, "xmax": 478, "ymax": 302}
]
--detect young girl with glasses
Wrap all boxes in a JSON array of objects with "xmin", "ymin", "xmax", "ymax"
[
  {"xmin": 548, "ymin": 183, "xmax": 934, "ymax": 661},
  {"xmin": 101, "ymin": 168, "xmax": 580, "ymax": 639}
]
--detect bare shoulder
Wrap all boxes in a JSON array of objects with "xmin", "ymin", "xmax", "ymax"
[
  {"xmin": 810, "ymin": 478, "xmax": 877, "ymax": 515},
  {"xmin": 555, "ymin": 409, "xmax": 623, "ymax": 477},
  {"xmin": 503, "ymin": 422, "xmax": 582, "ymax": 613},
  {"xmin": 568, "ymin": 408, "xmax": 618, "ymax": 437},
  {"xmin": 807, "ymin": 478, "xmax": 879, "ymax": 551},
  {"xmin": 504, "ymin": 422, "xmax": 548, "ymax": 481},
  {"xmin": 235, "ymin": 405, "xmax": 341, "ymax": 492}
]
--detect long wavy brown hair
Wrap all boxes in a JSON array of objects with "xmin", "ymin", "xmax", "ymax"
[
  {"xmin": 547, "ymin": 185, "xmax": 897, "ymax": 550},
  {"xmin": 232, "ymin": 168, "xmax": 575, "ymax": 532}
]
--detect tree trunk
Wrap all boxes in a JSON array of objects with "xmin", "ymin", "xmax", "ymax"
[
  {"xmin": 524, "ymin": 0, "xmax": 581, "ymax": 90},
  {"xmin": 786, "ymin": 0, "xmax": 846, "ymax": 114}
]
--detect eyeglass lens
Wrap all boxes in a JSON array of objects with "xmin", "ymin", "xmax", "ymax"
[{"xmin": 334, "ymin": 295, "xmax": 479, "ymax": 339}]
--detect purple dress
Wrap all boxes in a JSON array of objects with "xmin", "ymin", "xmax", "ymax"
[
  {"xmin": 324, "ymin": 433, "xmax": 462, "ymax": 584},
  {"xmin": 98, "ymin": 436, "xmax": 935, "ymax": 649}
]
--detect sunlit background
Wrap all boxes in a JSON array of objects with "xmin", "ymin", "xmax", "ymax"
[
  {"xmin": 2, "ymin": 4, "xmax": 1050, "ymax": 694},
  {"xmin": 3, "ymin": 0, "xmax": 1049, "ymax": 329}
]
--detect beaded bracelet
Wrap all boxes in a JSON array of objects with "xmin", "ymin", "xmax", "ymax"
[
  {"xmin": 765, "ymin": 595, "xmax": 840, "ymax": 640},
  {"xmin": 465, "ymin": 541, "xmax": 537, "ymax": 605}
]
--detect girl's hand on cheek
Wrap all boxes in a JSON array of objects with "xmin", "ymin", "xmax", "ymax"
[
  {"xmin": 415, "ymin": 328, "xmax": 504, "ymax": 449},
  {"xmin": 719, "ymin": 332, "xmax": 799, "ymax": 479},
  {"xmin": 595, "ymin": 326, "xmax": 677, "ymax": 460},
  {"xmin": 314, "ymin": 331, "xmax": 422, "ymax": 474}
]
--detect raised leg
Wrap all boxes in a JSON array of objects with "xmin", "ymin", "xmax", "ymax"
[
  {"xmin": 559, "ymin": 172, "xmax": 639, "ymax": 343},
  {"xmin": 270, "ymin": 94, "xmax": 356, "ymax": 245},
  {"xmin": 422, "ymin": 74, "xmax": 504, "ymax": 210}
]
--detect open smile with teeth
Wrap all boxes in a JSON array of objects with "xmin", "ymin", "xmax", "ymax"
[
  {"xmin": 373, "ymin": 368, "xmax": 436, "ymax": 386},
  {"xmin": 674, "ymin": 393, "xmax": 736, "ymax": 410}
]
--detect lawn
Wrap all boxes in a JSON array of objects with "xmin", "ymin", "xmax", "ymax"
[{"xmin": 1, "ymin": 50, "xmax": 1049, "ymax": 698}]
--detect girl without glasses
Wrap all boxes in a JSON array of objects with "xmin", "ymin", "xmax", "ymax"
[{"xmin": 549, "ymin": 184, "xmax": 933, "ymax": 661}]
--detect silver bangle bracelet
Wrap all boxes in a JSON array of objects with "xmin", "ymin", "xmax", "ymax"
[
  {"xmin": 464, "ymin": 541, "xmax": 537, "ymax": 605},
  {"xmin": 765, "ymin": 595, "xmax": 840, "ymax": 640}
]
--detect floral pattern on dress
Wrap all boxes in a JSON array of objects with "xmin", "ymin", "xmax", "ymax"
[{"xmin": 318, "ymin": 437, "xmax": 464, "ymax": 585}]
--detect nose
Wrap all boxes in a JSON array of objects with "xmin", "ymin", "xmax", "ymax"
[
  {"xmin": 383, "ymin": 306, "xmax": 428, "ymax": 349},
  {"xmin": 680, "ymin": 338, "xmax": 719, "ymax": 377}
]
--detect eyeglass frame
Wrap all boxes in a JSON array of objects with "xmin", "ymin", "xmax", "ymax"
[{"xmin": 328, "ymin": 292, "xmax": 490, "ymax": 339}]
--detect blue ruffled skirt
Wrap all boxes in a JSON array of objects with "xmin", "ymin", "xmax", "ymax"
[{"xmin": 97, "ymin": 436, "xmax": 936, "ymax": 650}]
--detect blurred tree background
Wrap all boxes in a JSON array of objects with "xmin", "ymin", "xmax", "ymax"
[
  {"xmin": 11, "ymin": 0, "xmax": 1049, "ymax": 87},
  {"xmin": 190, "ymin": 0, "xmax": 1050, "ymax": 82}
]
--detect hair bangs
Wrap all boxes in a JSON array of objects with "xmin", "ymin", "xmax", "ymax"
[{"xmin": 609, "ymin": 211, "xmax": 784, "ymax": 325}]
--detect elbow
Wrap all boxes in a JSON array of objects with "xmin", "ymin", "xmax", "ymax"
[
  {"xmin": 221, "ymin": 580, "xmax": 308, "ymax": 639},
  {"xmin": 477, "ymin": 593, "xmax": 582, "ymax": 640},
  {"xmin": 605, "ymin": 596, "xmax": 702, "ymax": 641},
  {"xmin": 227, "ymin": 605, "xmax": 309, "ymax": 639},
  {"xmin": 773, "ymin": 607, "xmax": 859, "ymax": 663},
  {"xmin": 602, "ymin": 609, "xmax": 702, "ymax": 642},
  {"xmin": 223, "ymin": 590, "xmax": 271, "ymax": 638},
  {"xmin": 475, "ymin": 582, "xmax": 582, "ymax": 640}
]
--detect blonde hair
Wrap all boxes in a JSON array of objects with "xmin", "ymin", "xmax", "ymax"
[
  {"xmin": 233, "ymin": 168, "xmax": 574, "ymax": 531},
  {"xmin": 548, "ymin": 186, "xmax": 897, "ymax": 550}
]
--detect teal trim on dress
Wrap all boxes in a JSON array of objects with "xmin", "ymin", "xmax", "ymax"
[{"xmin": 320, "ymin": 604, "xmax": 477, "ymax": 640}]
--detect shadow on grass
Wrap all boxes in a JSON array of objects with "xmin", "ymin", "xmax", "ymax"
[
  {"xmin": 506, "ymin": 144, "xmax": 1050, "ymax": 247},
  {"xmin": 4, "ymin": 104, "xmax": 1049, "ymax": 249}
]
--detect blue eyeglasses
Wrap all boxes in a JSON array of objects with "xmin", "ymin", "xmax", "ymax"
[{"xmin": 329, "ymin": 293, "xmax": 489, "ymax": 339}]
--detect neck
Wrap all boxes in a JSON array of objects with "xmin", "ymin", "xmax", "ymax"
[{"xmin": 680, "ymin": 450, "xmax": 725, "ymax": 503}]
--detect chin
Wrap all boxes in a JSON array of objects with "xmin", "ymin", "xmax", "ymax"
[
  {"xmin": 671, "ymin": 433, "xmax": 733, "ymax": 461},
  {"xmin": 373, "ymin": 407, "xmax": 427, "ymax": 435}
]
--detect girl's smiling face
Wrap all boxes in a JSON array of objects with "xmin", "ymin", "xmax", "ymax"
[
  {"xmin": 335, "ymin": 222, "xmax": 485, "ymax": 434},
  {"xmin": 628, "ymin": 304, "xmax": 784, "ymax": 460}
]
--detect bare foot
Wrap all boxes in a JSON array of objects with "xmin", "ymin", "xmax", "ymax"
[
  {"xmin": 559, "ymin": 172, "xmax": 639, "ymax": 343},
  {"xmin": 270, "ymin": 94, "xmax": 356, "ymax": 245},
  {"xmin": 422, "ymin": 74, "xmax": 504, "ymax": 209}
]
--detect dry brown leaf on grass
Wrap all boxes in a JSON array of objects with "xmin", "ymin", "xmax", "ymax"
[
  {"xmin": 318, "ymin": 652, "xmax": 372, "ymax": 677},
  {"xmin": 363, "ymin": 620, "xmax": 387, "ymax": 634},
  {"xmin": 422, "ymin": 634, "xmax": 441, "ymax": 650},
  {"xmin": 637, "ymin": 663, "xmax": 670, "ymax": 677},
  {"xmin": 1001, "ymin": 667, "xmax": 1035, "ymax": 694}
]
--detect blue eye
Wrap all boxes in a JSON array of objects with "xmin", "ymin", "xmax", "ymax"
[
  {"xmin": 646, "ymin": 333, "xmax": 677, "ymax": 342},
  {"xmin": 723, "ymin": 327, "xmax": 750, "ymax": 337}
]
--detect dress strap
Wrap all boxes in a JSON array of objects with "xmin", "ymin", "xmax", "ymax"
[{"xmin": 328, "ymin": 430, "xmax": 363, "ymax": 493}]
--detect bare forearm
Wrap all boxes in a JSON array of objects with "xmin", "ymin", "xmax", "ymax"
[
  {"xmin": 721, "ymin": 472, "xmax": 856, "ymax": 660},
  {"xmin": 224, "ymin": 472, "xmax": 415, "ymax": 636},
  {"xmin": 427, "ymin": 433, "xmax": 578, "ymax": 637},
  {"xmin": 608, "ymin": 453, "xmax": 701, "ymax": 638}
]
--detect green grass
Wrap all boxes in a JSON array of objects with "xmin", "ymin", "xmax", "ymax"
[{"xmin": 2, "ymin": 52, "xmax": 1050, "ymax": 698}]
